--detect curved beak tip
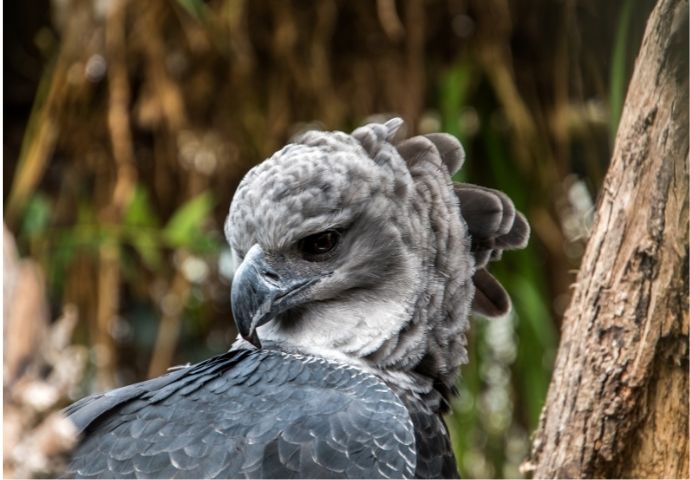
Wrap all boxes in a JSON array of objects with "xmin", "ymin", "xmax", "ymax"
[
  {"xmin": 231, "ymin": 245, "xmax": 321, "ymax": 351},
  {"xmin": 244, "ymin": 328, "xmax": 262, "ymax": 349}
]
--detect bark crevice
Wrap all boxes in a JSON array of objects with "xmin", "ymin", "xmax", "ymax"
[{"xmin": 524, "ymin": 0, "xmax": 689, "ymax": 477}]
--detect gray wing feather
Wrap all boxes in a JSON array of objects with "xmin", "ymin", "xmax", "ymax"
[
  {"xmin": 65, "ymin": 349, "xmax": 417, "ymax": 479},
  {"xmin": 390, "ymin": 387, "xmax": 459, "ymax": 479},
  {"xmin": 64, "ymin": 367, "xmax": 191, "ymax": 434}
]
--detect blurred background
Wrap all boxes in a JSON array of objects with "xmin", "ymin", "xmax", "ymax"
[{"xmin": 4, "ymin": 0, "xmax": 656, "ymax": 477}]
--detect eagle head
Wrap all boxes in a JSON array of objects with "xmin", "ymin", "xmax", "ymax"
[{"xmin": 225, "ymin": 118, "xmax": 528, "ymax": 391}]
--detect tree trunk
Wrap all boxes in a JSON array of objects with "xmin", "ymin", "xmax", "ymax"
[{"xmin": 524, "ymin": 0, "xmax": 689, "ymax": 478}]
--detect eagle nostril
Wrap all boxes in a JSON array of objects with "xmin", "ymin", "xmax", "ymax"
[{"xmin": 262, "ymin": 269, "xmax": 280, "ymax": 283}]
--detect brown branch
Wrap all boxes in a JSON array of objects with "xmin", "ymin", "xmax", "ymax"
[
  {"xmin": 147, "ymin": 266, "xmax": 191, "ymax": 378},
  {"xmin": 524, "ymin": 0, "xmax": 689, "ymax": 477},
  {"xmin": 3, "ymin": 2, "xmax": 97, "ymax": 226},
  {"xmin": 106, "ymin": 0, "xmax": 137, "ymax": 212},
  {"xmin": 139, "ymin": 1, "xmax": 188, "ymax": 132},
  {"xmin": 377, "ymin": 0, "xmax": 405, "ymax": 42},
  {"xmin": 95, "ymin": 0, "xmax": 138, "ymax": 390}
]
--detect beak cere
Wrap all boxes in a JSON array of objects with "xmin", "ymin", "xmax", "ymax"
[{"xmin": 230, "ymin": 245, "xmax": 317, "ymax": 348}]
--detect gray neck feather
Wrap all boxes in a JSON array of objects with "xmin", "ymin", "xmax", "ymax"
[{"xmin": 364, "ymin": 147, "xmax": 474, "ymax": 395}]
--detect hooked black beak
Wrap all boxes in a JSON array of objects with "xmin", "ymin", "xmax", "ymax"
[{"xmin": 231, "ymin": 245, "xmax": 317, "ymax": 348}]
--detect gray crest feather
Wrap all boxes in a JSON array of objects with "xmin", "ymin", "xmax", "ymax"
[
  {"xmin": 453, "ymin": 185, "xmax": 504, "ymax": 242},
  {"xmin": 453, "ymin": 183, "xmax": 530, "ymax": 318},
  {"xmin": 394, "ymin": 136, "xmax": 440, "ymax": 169},
  {"xmin": 496, "ymin": 211, "xmax": 529, "ymax": 250},
  {"xmin": 421, "ymin": 133, "xmax": 465, "ymax": 175},
  {"xmin": 351, "ymin": 117, "xmax": 404, "ymax": 159},
  {"xmin": 471, "ymin": 269, "xmax": 511, "ymax": 318}
]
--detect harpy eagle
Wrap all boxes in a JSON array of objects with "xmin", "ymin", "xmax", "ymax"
[{"xmin": 64, "ymin": 118, "xmax": 529, "ymax": 478}]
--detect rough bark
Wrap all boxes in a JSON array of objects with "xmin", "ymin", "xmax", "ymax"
[{"xmin": 524, "ymin": 0, "xmax": 689, "ymax": 478}]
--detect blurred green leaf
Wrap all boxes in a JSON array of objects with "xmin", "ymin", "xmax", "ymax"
[
  {"xmin": 124, "ymin": 186, "xmax": 160, "ymax": 229},
  {"xmin": 77, "ymin": 200, "xmax": 98, "ymax": 225},
  {"xmin": 129, "ymin": 231, "xmax": 163, "ymax": 269},
  {"xmin": 47, "ymin": 230, "xmax": 83, "ymax": 300},
  {"xmin": 163, "ymin": 192, "xmax": 215, "ymax": 249},
  {"xmin": 511, "ymin": 273, "xmax": 556, "ymax": 427},
  {"xmin": 123, "ymin": 186, "xmax": 163, "ymax": 268},
  {"xmin": 186, "ymin": 232, "xmax": 224, "ymax": 254},
  {"xmin": 440, "ymin": 62, "xmax": 473, "ymax": 141},
  {"xmin": 440, "ymin": 61, "xmax": 475, "ymax": 183},
  {"xmin": 176, "ymin": 0, "xmax": 208, "ymax": 22},
  {"xmin": 20, "ymin": 193, "xmax": 51, "ymax": 238},
  {"xmin": 609, "ymin": 0, "xmax": 635, "ymax": 142}
]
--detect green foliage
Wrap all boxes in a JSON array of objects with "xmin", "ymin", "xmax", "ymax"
[
  {"xmin": 124, "ymin": 186, "xmax": 160, "ymax": 228},
  {"xmin": 20, "ymin": 193, "xmax": 51, "ymax": 239},
  {"xmin": 440, "ymin": 62, "xmax": 474, "ymax": 143},
  {"xmin": 175, "ymin": 0, "xmax": 208, "ymax": 22},
  {"xmin": 610, "ymin": 0, "xmax": 636, "ymax": 142},
  {"xmin": 162, "ymin": 192, "xmax": 220, "ymax": 253},
  {"xmin": 123, "ymin": 186, "xmax": 162, "ymax": 269},
  {"xmin": 17, "ymin": 187, "xmax": 221, "ymax": 316}
]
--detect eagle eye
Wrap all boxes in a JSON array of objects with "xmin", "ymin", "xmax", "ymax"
[{"xmin": 300, "ymin": 230, "xmax": 340, "ymax": 259}]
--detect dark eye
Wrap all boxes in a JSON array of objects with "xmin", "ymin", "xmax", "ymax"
[{"xmin": 300, "ymin": 230, "xmax": 340, "ymax": 259}]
